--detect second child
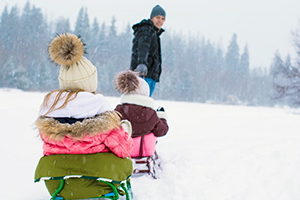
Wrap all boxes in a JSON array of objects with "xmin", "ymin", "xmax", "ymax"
[{"xmin": 114, "ymin": 70, "xmax": 169, "ymax": 158}]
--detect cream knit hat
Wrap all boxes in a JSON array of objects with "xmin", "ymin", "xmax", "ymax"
[
  {"xmin": 49, "ymin": 33, "xmax": 98, "ymax": 92},
  {"xmin": 131, "ymin": 77, "xmax": 150, "ymax": 96},
  {"xmin": 114, "ymin": 70, "xmax": 150, "ymax": 97}
]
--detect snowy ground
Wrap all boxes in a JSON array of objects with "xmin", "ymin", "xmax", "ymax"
[{"xmin": 1, "ymin": 88, "xmax": 300, "ymax": 200}]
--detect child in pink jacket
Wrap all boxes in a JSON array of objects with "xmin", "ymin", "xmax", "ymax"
[
  {"xmin": 35, "ymin": 33, "xmax": 133, "ymax": 158},
  {"xmin": 114, "ymin": 70, "xmax": 168, "ymax": 158}
]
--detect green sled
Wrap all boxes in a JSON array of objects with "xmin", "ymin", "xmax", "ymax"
[{"xmin": 34, "ymin": 153, "xmax": 133, "ymax": 199}]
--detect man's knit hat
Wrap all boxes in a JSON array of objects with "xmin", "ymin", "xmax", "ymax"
[
  {"xmin": 150, "ymin": 5, "xmax": 166, "ymax": 19},
  {"xmin": 48, "ymin": 33, "xmax": 98, "ymax": 92},
  {"xmin": 114, "ymin": 70, "xmax": 150, "ymax": 97}
]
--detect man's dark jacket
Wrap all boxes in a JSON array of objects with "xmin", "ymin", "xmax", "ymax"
[{"xmin": 130, "ymin": 19, "xmax": 165, "ymax": 82}]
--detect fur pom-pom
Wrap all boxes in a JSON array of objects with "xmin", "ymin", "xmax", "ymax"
[
  {"xmin": 114, "ymin": 70, "xmax": 140, "ymax": 93},
  {"xmin": 48, "ymin": 33, "xmax": 84, "ymax": 66}
]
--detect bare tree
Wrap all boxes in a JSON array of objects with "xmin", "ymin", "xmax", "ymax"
[
  {"xmin": 271, "ymin": 52, "xmax": 300, "ymax": 106},
  {"xmin": 270, "ymin": 21, "xmax": 300, "ymax": 106}
]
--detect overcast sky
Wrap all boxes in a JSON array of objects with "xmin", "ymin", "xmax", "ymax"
[{"xmin": 1, "ymin": 0, "xmax": 300, "ymax": 69}]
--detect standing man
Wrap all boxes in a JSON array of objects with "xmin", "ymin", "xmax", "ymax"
[{"xmin": 130, "ymin": 5, "xmax": 166, "ymax": 97}]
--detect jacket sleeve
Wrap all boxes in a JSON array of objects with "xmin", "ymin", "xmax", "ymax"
[
  {"xmin": 135, "ymin": 26, "xmax": 153, "ymax": 66},
  {"xmin": 103, "ymin": 127, "xmax": 134, "ymax": 158},
  {"xmin": 151, "ymin": 115, "xmax": 169, "ymax": 137}
]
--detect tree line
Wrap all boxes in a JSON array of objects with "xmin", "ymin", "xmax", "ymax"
[
  {"xmin": 269, "ymin": 19, "xmax": 300, "ymax": 107},
  {"xmin": 0, "ymin": 2, "xmax": 277, "ymax": 106}
]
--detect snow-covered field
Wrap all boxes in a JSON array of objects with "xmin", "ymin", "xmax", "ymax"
[{"xmin": 1, "ymin": 88, "xmax": 300, "ymax": 200}]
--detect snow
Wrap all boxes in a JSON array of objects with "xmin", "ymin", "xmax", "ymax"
[{"xmin": 1, "ymin": 88, "xmax": 300, "ymax": 199}]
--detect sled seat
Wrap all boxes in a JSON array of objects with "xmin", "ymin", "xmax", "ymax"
[{"xmin": 34, "ymin": 153, "xmax": 133, "ymax": 200}]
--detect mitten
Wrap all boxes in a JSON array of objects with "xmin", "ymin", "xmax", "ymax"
[
  {"xmin": 156, "ymin": 106, "xmax": 165, "ymax": 112},
  {"xmin": 134, "ymin": 64, "xmax": 148, "ymax": 76},
  {"xmin": 120, "ymin": 119, "xmax": 132, "ymax": 136},
  {"xmin": 156, "ymin": 106, "xmax": 167, "ymax": 120}
]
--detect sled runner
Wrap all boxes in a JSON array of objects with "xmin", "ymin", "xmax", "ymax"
[
  {"xmin": 132, "ymin": 151, "xmax": 160, "ymax": 179},
  {"xmin": 130, "ymin": 133, "xmax": 161, "ymax": 179},
  {"xmin": 34, "ymin": 153, "xmax": 133, "ymax": 200}
]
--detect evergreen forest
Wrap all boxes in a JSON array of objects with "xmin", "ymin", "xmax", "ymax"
[{"xmin": 1, "ymin": 2, "xmax": 299, "ymax": 107}]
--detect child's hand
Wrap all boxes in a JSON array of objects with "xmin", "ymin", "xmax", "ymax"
[{"xmin": 156, "ymin": 107, "xmax": 167, "ymax": 120}]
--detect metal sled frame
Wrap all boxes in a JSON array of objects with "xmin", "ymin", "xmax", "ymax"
[
  {"xmin": 34, "ymin": 175, "xmax": 133, "ymax": 200},
  {"xmin": 132, "ymin": 151, "xmax": 160, "ymax": 179}
]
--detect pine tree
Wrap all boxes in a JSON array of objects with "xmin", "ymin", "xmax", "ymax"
[
  {"xmin": 21, "ymin": 1, "xmax": 32, "ymax": 43},
  {"xmin": 185, "ymin": 35, "xmax": 205, "ymax": 102},
  {"xmin": 88, "ymin": 18, "xmax": 100, "ymax": 63},
  {"xmin": 0, "ymin": 6, "xmax": 10, "ymax": 50},
  {"xmin": 74, "ymin": 7, "xmax": 90, "ymax": 45},
  {"xmin": 96, "ymin": 21, "xmax": 108, "ymax": 74},
  {"xmin": 91, "ymin": 18, "xmax": 100, "ymax": 41},
  {"xmin": 238, "ymin": 44, "xmax": 250, "ymax": 100},
  {"xmin": 117, "ymin": 23, "xmax": 131, "ymax": 71},
  {"xmin": 202, "ymin": 40, "xmax": 219, "ymax": 101},
  {"xmin": 224, "ymin": 33, "xmax": 240, "ymax": 97},
  {"xmin": 8, "ymin": 5, "xmax": 20, "ymax": 50},
  {"xmin": 109, "ymin": 16, "xmax": 117, "ymax": 37},
  {"xmin": 157, "ymin": 32, "xmax": 185, "ymax": 100},
  {"xmin": 24, "ymin": 5, "xmax": 49, "ymax": 90},
  {"xmin": 0, "ymin": 6, "xmax": 15, "ymax": 79},
  {"xmin": 99, "ymin": 16, "xmax": 120, "ymax": 95},
  {"xmin": 215, "ymin": 46, "xmax": 225, "ymax": 101},
  {"xmin": 82, "ymin": 8, "xmax": 91, "ymax": 44},
  {"xmin": 239, "ymin": 44, "xmax": 250, "ymax": 77},
  {"xmin": 96, "ymin": 21, "xmax": 111, "ymax": 95},
  {"xmin": 74, "ymin": 7, "xmax": 84, "ymax": 35}
]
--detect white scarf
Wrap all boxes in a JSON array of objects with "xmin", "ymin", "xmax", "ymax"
[{"xmin": 120, "ymin": 94, "xmax": 154, "ymax": 108}]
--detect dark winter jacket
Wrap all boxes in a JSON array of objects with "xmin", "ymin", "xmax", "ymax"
[
  {"xmin": 130, "ymin": 19, "xmax": 165, "ymax": 82},
  {"xmin": 115, "ymin": 94, "xmax": 168, "ymax": 138}
]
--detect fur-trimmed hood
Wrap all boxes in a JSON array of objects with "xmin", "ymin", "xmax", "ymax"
[{"xmin": 36, "ymin": 111, "xmax": 121, "ymax": 141}]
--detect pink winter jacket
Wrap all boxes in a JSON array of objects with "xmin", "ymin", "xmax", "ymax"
[
  {"xmin": 36, "ymin": 111, "xmax": 134, "ymax": 158},
  {"xmin": 36, "ymin": 91, "xmax": 134, "ymax": 158},
  {"xmin": 40, "ymin": 127, "xmax": 133, "ymax": 158}
]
